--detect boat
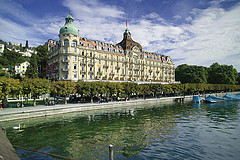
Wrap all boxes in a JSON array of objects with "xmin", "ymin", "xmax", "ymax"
[
  {"xmin": 204, "ymin": 97, "xmax": 217, "ymax": 103},
  {"xmin": 206, "ymin": 95, "xmax": 230, "ymax": 101},
  {"xmin": 192, "ymin": 96, "xmax": 204, "ymax": 103},
  {"xmin": 223, "ymin": 94, "xmax": 240, "ymax": 100}
]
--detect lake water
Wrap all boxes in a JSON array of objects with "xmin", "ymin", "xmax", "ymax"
[{"xmin": 2, "ymin": 100, "xmax": 240, "ymax": 160}]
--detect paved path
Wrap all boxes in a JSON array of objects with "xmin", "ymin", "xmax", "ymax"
[{"xmin": 0, "ymin": 96, "xmax": 190, "ymax": 122}]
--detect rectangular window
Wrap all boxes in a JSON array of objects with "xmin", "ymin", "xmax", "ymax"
[
  {"xmin": 82, "ymin": 51, "xmax": 84, "ymax": 56},
  {"xmin": 74, "ymin": 73, "xmax": 77, "ymax": 78},
  {"xmin": 99, "ymin": 60, "xmax": 101, "ymax": 64},
  {"xmin": 64, "ymin": 73, "xmax": 68, "ymax": 79},
  {"xmin": 74, "ymin": 64, "xmax": 77, "ymax": 70},
  {"xmin": 74, "ymin": 48, "xmax": 77, "ymax": 53},
  {"xmin": 65, "ymin": 48, "xmax": 68, "ymax": 53},
  {"xmin": 75, "ymin": 56, "xmax": 77, "ymax": 61},
  {"xmin": 72, "ymin": 41, "xmax": 77, "ymax": 47}
]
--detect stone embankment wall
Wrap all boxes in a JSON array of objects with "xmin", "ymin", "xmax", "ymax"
[{"xmin": 0, "ymin": 127, "xmax": 20, "ymax": 160}]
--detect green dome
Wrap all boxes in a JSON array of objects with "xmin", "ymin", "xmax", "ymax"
[{"xmin": 59, "ymin": 14, "xmax": 79, "ymax": 36}]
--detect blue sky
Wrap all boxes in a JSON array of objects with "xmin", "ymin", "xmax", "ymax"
[{"xmin": 0, "ymin": 0, "xmax": 240, "ymax": 71}]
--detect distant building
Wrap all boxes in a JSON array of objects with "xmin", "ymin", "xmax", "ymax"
[
  {"xmin": 14, "ymin": 61, "xmax": 29, "ymax": 77},
  {"xmin": 0, "ymin": 44, "xmax": 4, "ymax": 55},
  {"xmin": 47, "ymin": 14, "xmax": 175, "ymax": 83},
  {"xmin": 5, "ymin": 42, "xmax": 36, "ymax": 57},
  {"xmin": 46, "ymin": 39, "xmax": 58, "ymax": 51}
]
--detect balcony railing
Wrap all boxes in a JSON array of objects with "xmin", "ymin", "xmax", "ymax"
[
  {"xmin": 62, "ymin": 68, "xmax": 68, "ymax": 71},
  {"xmin": 61, "ymin": 59, "xmax": 68, "ymax": 63}
]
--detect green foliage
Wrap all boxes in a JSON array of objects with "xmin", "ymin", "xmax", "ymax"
[
  {"xmin": 0, "ymin": 78, "xmax": 21, "ymax": 100},
  {"xmin": 51, "ymin": 81, "xmax": 76, "ymax": 104},
  {"xmin": 176, "ymin": 63, "xmax": 238, "ymax": 85},
  {"xmin": 36, "ymin": 44, "xmax": 48, "ymax": 78},
  {"xmin": 237, "ymin": 75, "xmax": 240, "ymax": 85},
  {"xmin": 25, "ymin": 40, "xmax": 29, "ymax": 48},
  {"xmin": 208, "ymin": 62, "xmax": 238, "ymax": 85},
  {"xmin": 25, "ymin": 54, "xmax": 38, "ymax": 78},
  {"xmin": 175, "ymin": 64, "xmax": 208, "ymax": 83}
]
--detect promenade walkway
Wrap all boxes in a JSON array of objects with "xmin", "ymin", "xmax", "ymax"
[{"xmin": 0, "ymin": 96, "xmax": 190, "ymax": 122}]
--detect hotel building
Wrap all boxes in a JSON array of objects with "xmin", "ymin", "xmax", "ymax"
[{"xmin": 47, "ymin": 14, "xmax": 175, "ymax": 83}]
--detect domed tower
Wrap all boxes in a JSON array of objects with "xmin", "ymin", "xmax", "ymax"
[
  {"xmin": 59, "ymin": 14, "xmax": 79, "ymax": 48},
  {"xmin": 59, "ymin": 14, "xmax": 80, "ymax": 80},
  {"xmin": 59, "ymin": 14, "xmax": 79, "ymax": 36}
]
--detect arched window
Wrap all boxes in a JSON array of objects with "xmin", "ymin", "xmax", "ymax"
[
  {"xmin": 64, "ymin": 39, "xmax": 69, "ymax": 46},
  {"xmin": 72, "ymin": 40, "xmax": 77, "ymax": 47}
]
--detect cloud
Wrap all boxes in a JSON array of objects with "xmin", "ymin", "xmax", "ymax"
[
  {"xmin": 168, "ymin": 3, "xmax": 240, "ymax": 71},
  {"xmin": 0, "ymin": 0, "xmax": 239, "ymax": 72}
]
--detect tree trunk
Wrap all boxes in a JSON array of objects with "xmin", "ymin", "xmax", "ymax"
[
  {"xmin": 91, "ymin": 94, "xmax": 93, "ymax": 103},
  {"xmin": 33, "ymin": 98, "xmax": 36, "ymax": 107},
  {"xmin": 65, "ymin": 97, "xmax": 67, "ymax": 104}
]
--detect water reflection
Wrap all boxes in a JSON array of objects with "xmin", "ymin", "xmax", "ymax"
[{"xmin": 2, "ymin": 101, "xmax": 240, "ymax": 160}]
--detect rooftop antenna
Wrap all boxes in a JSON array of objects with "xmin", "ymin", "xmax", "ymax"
[
  {"xmin": 69, "ymin": 8, "xmax": 71, "ymax": 15},
  {"xmin": 126, "ymin": 19, "xmax": 127, "ymax": 28}
]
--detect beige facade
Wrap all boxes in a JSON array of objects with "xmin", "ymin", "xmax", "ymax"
[
  {"xmin": 47, "ymin": 14, "xmax": 175, "ymax": 83},
  {"xmin": 0, "ymin": 44, "xmax": 4, "ymax": 55},
  {"xmin": 15, "ymin": 61, "xmax": 29, "ymax": 77}
]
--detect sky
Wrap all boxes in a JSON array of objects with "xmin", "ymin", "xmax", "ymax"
[{"xmin": 0, "ymin": 0, "xmax": 240, "ymax": 71}]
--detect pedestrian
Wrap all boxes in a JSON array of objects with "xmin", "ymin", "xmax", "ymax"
[{"xmin": 17, "ymin": 102, "xmax": 20, "ymax": 108}]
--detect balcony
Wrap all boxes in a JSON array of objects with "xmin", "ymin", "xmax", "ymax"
[
  {"xmin": 134, "ymin": 67, "xmax": 140, "ymax": 71},
  {"xmin": 109, "ymin": 72, "xmax": 115, "ymax": 76},
  {"xmin": 149, "ymin": 69, "xmax": 152, "ymax": 73},
  {"xmin": 80, "ymin": 62, "xmax": 86, "ymax": 65},
  {"xmin": 115, "ymin": 66, "xmax": 120, "ymax": 70},
  {"xmin": 156, "ymin": 70, "xmax": 160, "ymax": 73},
  {"xmin": 121, "ymin": 74, "xmax": 125, "ymax": 76},
  {"xmin": 62, "ymin": 68, "xmax": 68, "ymax": 72},
  {"xmin": 103, "ymin": 64, "xmax": 109, "ymax": 68},
  {"xmin": 81, "ymin": 70, "xmax": 86, "ymax": 74},
  {"xmin": 89, "ymin": 71, "xmax": 94, "ymax": 74},
  {"xmin": 97, "ymin": 71, "xmax": 102, "ymax": 75},
  {"xmin": 61, "ymin": 59, "xmax": 68, "ymax": 63},
  {"xmin": 88, "ymin": 63, "xmax": 94, "ymax": 67}
]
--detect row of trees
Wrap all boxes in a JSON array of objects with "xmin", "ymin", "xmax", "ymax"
[
  {"xmin": 176, "ymin": 63, "xmax": 240, "ymax": 85},
  {"xmin": 1, "ymin": 78, "xmax": 240, "ymax": 106}
]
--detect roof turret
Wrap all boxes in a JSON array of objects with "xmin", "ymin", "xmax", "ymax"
[{"xmin": 59, "ymin": 14, "xmax": 79, "ymax": 36}]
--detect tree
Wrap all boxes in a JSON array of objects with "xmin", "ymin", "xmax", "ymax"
[
  {"xmin": 237, "ymin": 74, "xmax": 240, "ymax": 85},
  {"xmin": 139, "ymin": 84, "xmax": 150, "ymax": 99},
  {"xmin": 208, "ymin": 63, "xmax": 238, "ymax": 84},
  {"xmin": 175, "ymin": 64, "xmax": 208, "ymax": 83},
  {"xmin": 25, "ymin": 54, "xmax": 38, "ymax": 78},
  {"xmin": 22, "ymin": 78, "xmax": 50, "ymax": 106},
  {"xmin": 51, "ymin": 81, "xmax": 76, "ymax": 104},
  {"xmin": 36, "ymin": 44, "xmax": 48, "ymax": 78},
  {"xmin": 0, "ymin": 78, "xmax": 21, "ymax": 101},
  {"xmin": 123, "ymin": 82, "xmax": 139, "ymax": 100},
  {"xmin": 25, "ymin": 40, "xmax": 29, "ymax": 49}
]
